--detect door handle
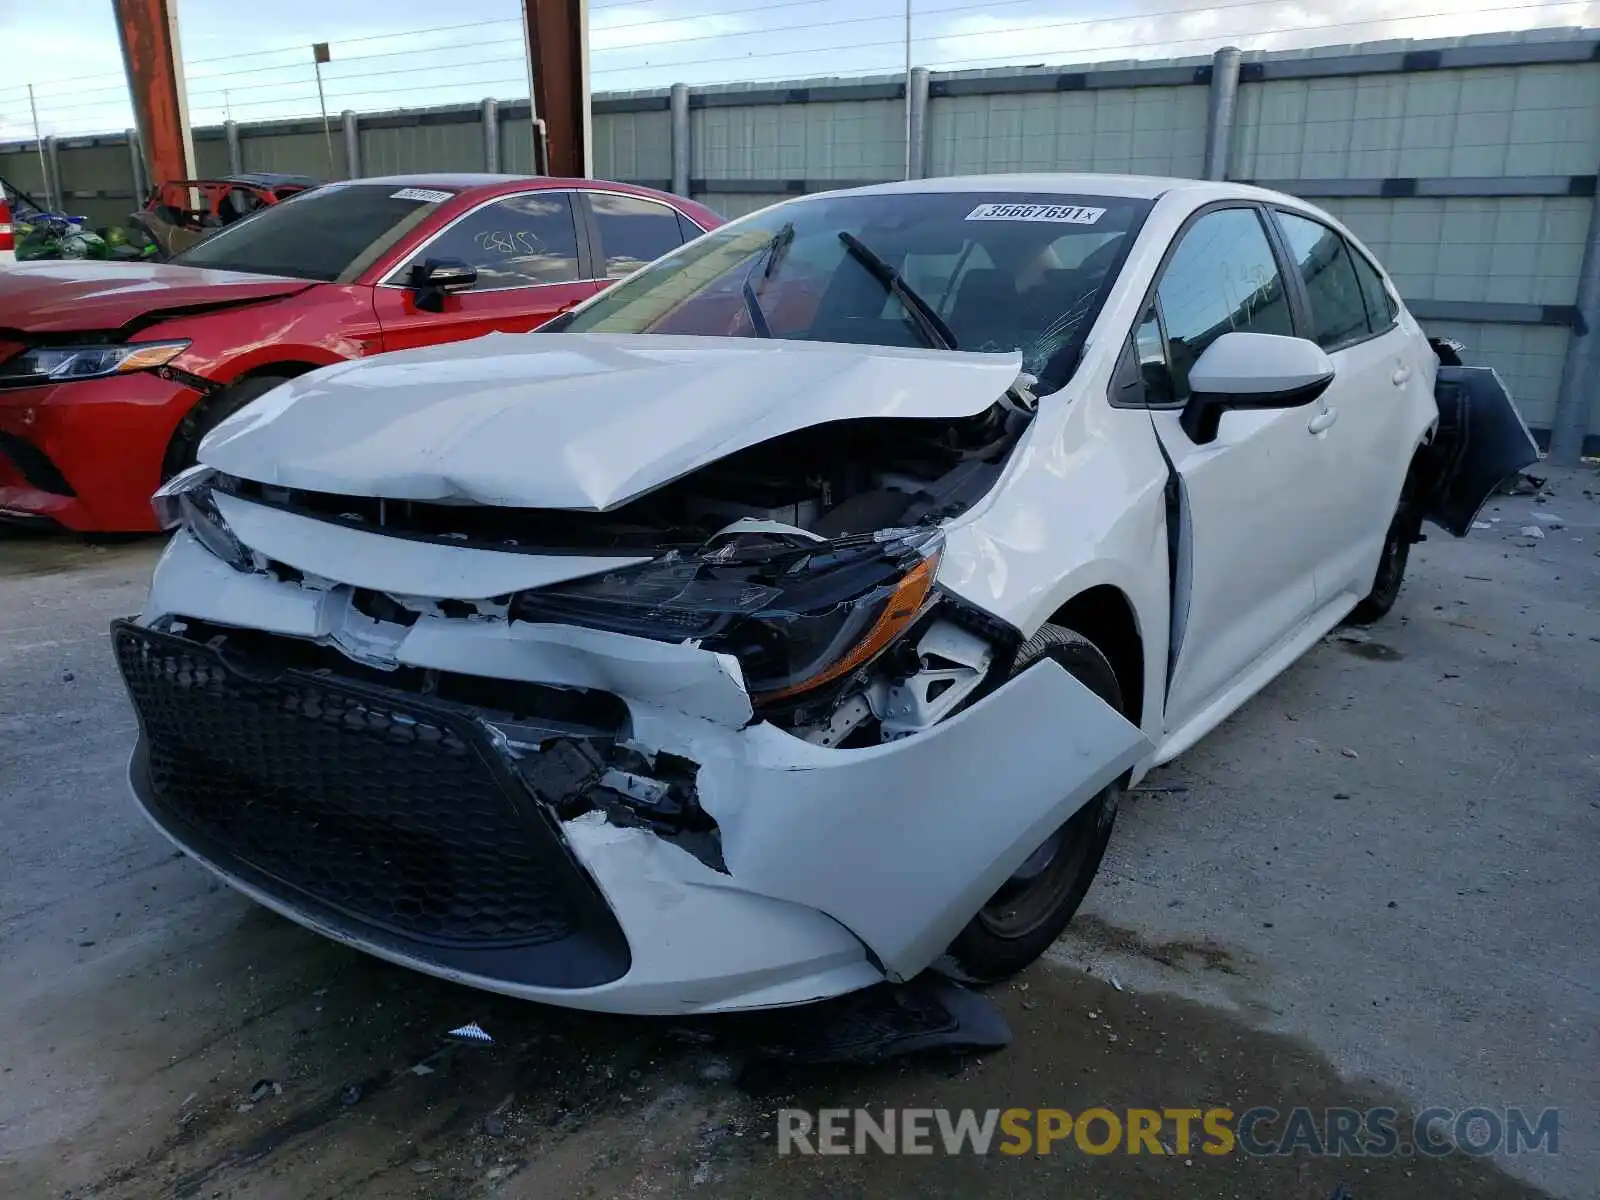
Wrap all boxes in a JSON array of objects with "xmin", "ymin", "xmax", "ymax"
[
  {"xmin": 1307, "ymin": 407, "xmax": 1339, "ymax": 435},
  {"xmin": 1391, "ymin": 366, "xmax": 1412, "ymax": 386}
]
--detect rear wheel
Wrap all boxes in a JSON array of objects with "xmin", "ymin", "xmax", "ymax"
[
  {"xmin": 1348, "ymin": 483, "xmax": 1422, "ymax": 625},
  {"xmin": 945, "ymin": 624, "xmax": 1124, "ymax": 982}
]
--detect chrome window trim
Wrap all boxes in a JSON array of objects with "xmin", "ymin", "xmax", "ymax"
[{"xmin": 376, "ymin": 186, "xmax": 709, "ymax": 293}]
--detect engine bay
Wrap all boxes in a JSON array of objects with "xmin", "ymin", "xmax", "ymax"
[{"xmin": 218, "ymin": 401, "xmax": 1033, "ymax": 555}]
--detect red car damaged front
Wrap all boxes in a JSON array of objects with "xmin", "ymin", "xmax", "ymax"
[
  {"xmin": 0, "ymin": 260, "xmax": 362, "ymax": 530},
  {"xmin": 0, "ymin": 262, "xmax": 332, "ymax": 531},
  {"xmin": 0, "ymin": 176, "xmax": 722, "ymax": 532}
]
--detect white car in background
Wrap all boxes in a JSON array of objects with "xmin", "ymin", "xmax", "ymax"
[{"xmin": 116, "ymin": 175, "xmax": 1535, "ymax": 1015}]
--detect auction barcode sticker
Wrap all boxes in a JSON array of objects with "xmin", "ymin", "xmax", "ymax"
[
  {"xmin": 391, "ymin": 187, "xmax": 455, "ymax": 203},
  {"xmin": 965, "ymin": 202, "xmax": 1105, "ymax": 224}
]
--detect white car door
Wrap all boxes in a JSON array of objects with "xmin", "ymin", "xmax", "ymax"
[
  {"xmin": 1130, "ymin": 206, "xmax": 1336, "ymax": 736},
  {"xmin": 1269, "ymin": 208, "xmax": 1429, "ymax": 606}
]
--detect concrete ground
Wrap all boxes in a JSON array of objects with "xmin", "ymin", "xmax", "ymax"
[{"xmin": 0, "ymin": 468, "xmax": 1594, "ymax": 1200}]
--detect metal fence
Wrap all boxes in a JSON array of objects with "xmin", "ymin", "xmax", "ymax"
[{"xmin": 4, "ymin": 28, "xmax": 1598, "ymax": 455}]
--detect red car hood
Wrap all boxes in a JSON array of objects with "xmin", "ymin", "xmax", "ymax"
[{"xmin": 0, "ymin": 261, "xmax": 314, "ymax": 334}]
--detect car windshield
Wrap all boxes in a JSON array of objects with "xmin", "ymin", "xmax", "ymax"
[
  {"xmin": 558, "ymin": 190, "xmax": 1152, "ymax": 391},
  {"xmin": 170, "ymin": 182, "xmax": 454, "ymax": 282}
]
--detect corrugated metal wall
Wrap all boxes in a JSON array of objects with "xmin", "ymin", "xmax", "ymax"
[
  {"xmin": 2, "ymin": 31, "xmax": 1596, "ymax": 439},
  {"xmin": 929, "ymin": 85, "xmax": 1208, "ymax": 177}
]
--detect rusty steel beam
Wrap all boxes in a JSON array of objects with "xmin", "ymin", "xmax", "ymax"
[
  {"xmin": 523, "ymin": 0, "xmax": 591, "ymax": 178},
  {"xmin": 113, "ymin": 0, "xmax": 197, "ymax": 194}
]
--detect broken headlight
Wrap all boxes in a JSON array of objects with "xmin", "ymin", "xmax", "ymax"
[
  {"xmin": 151, "ymin": 466, "xmax": 254, "ymax": 571},
  {"xmin": 512, "ymin": 528, "xmax": 943, "ymax": 703}
]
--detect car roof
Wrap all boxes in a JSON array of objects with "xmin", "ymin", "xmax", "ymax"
[
  {"xmin": 839, "ymin": 173, "xmax": 1293, "ymax": 205},
  {"xmin": 346, "ymin": 173, "xmax": 655, "ymax": 192},
  {"xmin": 224, "ymin": 172, "xmax": 321, "ymax": 188}
]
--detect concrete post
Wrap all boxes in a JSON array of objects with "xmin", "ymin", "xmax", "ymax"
[
  {"xmin": 223, "ymin": 119, "xmax": 242, "ymax": 175},
  {"xmin": 670, "ymin": 83, "xmax": 691, "ymax": 197},
  {"xmin": 1203, "ymin": 45, "xmax": 1243, "ymax": 181},
  {"xmin": 126, "ymin": 128, "xmax": 148, "ymax": 203},
  {"xmin": 482, "ymin": 98, "xmax": 500, "ymax": 173},
  {"xmin": 42, "ymin": 136, "xmax": 62, "ymax": 212},
  {"xmin": 341, "ymin": 110, "xmax": 360, "ymax": 179},
  {"xmin": 1550, "ymin": 185, "xmax": 1600, "ymax": 464},
  {"xmin": 907, "ymin": 66, "xmax": 931, "ymax": 180}
]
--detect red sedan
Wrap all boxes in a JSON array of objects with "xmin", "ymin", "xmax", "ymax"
[{"xmin": 0, "ymin": 174, "xmax": 722, "ymax": 532}]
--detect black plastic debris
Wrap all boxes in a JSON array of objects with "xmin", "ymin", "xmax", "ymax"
[
  {"xmin": 339, "ymin": 1082, "xmax": 362, "ymax": 1107},
  {"xmin": 744, "ymin": 974, "xmax": 1011, "ymax": 1064}
]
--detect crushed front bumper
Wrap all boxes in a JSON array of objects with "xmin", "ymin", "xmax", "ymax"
[{"xmin": 117, "ymin": 528, "xmax": 1150, "ymax": 1014}]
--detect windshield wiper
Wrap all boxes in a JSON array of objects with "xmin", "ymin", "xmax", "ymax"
[
  {"xmin": 740, "ymin": 223, "xmax": 794, "ymax": 339},
  {"xmin": 837, "ymin": 230, "xmax": 958, "ymax": 351}
]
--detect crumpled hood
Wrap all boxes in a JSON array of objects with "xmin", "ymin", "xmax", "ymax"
[
  {"xmin": 200, "ymin": 332, "xmax": 1025, "ymax": 511},
  {"xmin": 0, "ymin": 261, "xmax": 311, "ymax": 333}
]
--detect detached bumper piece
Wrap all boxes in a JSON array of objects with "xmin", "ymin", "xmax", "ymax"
[{"xmin": 111, "ymin": 620, "xmax": 631, "ymax": 989}]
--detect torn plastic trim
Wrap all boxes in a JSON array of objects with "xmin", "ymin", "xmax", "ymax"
[
  {"xmin": 624, "ymin": 654, "xmax": 1153, "ymax": 981},
  {"xmin": 1420, "ymin": 365, "xmax": 1541, "ymax": 537},
  {"xmin": 145, "ymin": 531, "xmax": 756, "ymax": 726},
  {"xmin": 211, "ymin": 490, "xmax": 650, "ymax": 601}
]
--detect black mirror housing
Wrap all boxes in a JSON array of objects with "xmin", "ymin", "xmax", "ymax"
[
  {"xmin": 407, "ymin": 257, "xmax": 477, "ymax": 312},
  {"xmin": 1179, "ymin": 376, "xmax": 1332, "ymax": 444}
]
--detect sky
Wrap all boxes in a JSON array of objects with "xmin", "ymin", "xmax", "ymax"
[{"xmin": 1, "ymin": 0, "xmax": 1597, "ymax": 139}]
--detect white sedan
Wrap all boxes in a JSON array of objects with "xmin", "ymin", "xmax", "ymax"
[{"xmin": 118, "ymin": 175, "xmax": 1535, "ymax": 1014}]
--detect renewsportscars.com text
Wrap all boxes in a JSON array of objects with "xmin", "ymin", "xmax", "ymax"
[{"xmin": 777, "ymin": 1106, "xmax": 1560, "ymax": 1158}]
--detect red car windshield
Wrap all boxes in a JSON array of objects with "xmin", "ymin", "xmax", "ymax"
[{"xmin": 170, "ymin": 182, "xmax": 455, "ymax": 282}]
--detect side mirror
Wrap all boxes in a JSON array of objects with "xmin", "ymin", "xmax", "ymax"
[
  {"xmin": 1180, "ymin": 332, "xmax": 1335, "ymax": 444},
  {"xmin": 407, "ymin": 257, "xmax": 477, "ymax": 313}
]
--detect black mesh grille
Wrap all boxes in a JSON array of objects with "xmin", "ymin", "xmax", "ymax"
[
  {"xmin": 112, "ymin": 621, "xmax": 630, "ymax": 987},
  {"xmin": 0, "ymin": 432, "xmax": 75, "ymax": 496}
]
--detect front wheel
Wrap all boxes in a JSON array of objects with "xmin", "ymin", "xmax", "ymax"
[
  {"xmin": 162, "ymin": 374, "xmax": 290, "ymax": 480},
  {"xmin": 944, "ymin": 624, "xmax": 1124, "ymax": 982}
]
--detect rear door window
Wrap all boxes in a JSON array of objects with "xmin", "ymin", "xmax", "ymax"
[
  {"xmin": 590, "ymin": 193, "xmax": 690, "ymax": 279},
  {"xmin": 1275, "ymin": 210, "xmax": 1372, "ymax": 351},
  {"xmin": 1347, "ymin": 242, "xmax": 1400, "ymax": 333},
  {"xmin": 398, "ymin": 192, "xmax": 582, "ymax": 290}
]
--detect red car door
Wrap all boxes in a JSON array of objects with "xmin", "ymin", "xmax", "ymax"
[{"xmin": 373, "ymin": 189, "xmax": 601, "ymax": 353}]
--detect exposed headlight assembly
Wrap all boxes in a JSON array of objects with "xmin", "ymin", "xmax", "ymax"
[
  {"xmin": 512, "ymin": 527, "xmax": 943, "ymax": 704},
  {"xmin": 151, "ymin": 466, "xmax": 255, "ymax": 571},
  {"xmin": 0, "ymin": 340, "xmax": 189, "ymax": 387}
]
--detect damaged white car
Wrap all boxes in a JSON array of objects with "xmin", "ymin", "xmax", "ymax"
[{"xmin": 114, "ymin": 175, "xmax": 1536, "ymax": 1014}]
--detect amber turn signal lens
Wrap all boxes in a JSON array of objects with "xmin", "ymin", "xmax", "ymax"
[{"xmin": 754, "ymin": 551, "xmax": 940, "ymax": 703}]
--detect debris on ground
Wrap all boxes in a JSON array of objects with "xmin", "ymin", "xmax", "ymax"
[
  {"xmin": 1530, "ymin": 511, "xmax": 1564, "ymax": 524},
  {"xmin": 1519, "ymin": 526, "xmax": 1545, "ymax": 539},
  {"xmin": 247, "ymin": 1079, "xmax": 281, "ymax": 1102},
  {"xmin": 740, "ymin": 974, "xmax": 1011, "ymax": 1064},
  {"xmin": 446, "ymin": 1021, "xmax": 494, "ymax": 1045},
  {"xmin": 1499, "ymin": 472, "xmax": 1547, "ymax": 496},
  {"xmin": 339, "ymin": 1082, "xmax": 362, "ymax": 1107},
  {"xmin": 1472, "ymin": 521, "xmax": 1493, "ymax": 530},
  {"xmin": 1340, "ymin": 747, "xmax": 1359, "ymax": 759}
]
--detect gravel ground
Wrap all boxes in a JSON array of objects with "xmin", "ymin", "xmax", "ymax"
[{"xmin": 1, "ymin": 467, "xmax": 1594, "ymax": 1200}]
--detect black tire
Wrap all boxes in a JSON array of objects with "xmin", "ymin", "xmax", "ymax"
[
  {"xmin": 945, "ymin": 624, "xmax": 1124, "ymax": 982},
  {"xmin": 162, "ymin": 374, "xmax": 290, "ymax": 480},
  {"xmin": 1347, "ymin": 484, "xmax": 1422, "ymax": 625}
]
